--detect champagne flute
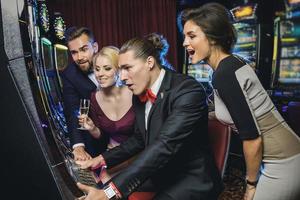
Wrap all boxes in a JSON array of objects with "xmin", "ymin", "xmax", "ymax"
[{"xmin": 78, "ymin": 99, "xmax": 90, "ymax": 130}]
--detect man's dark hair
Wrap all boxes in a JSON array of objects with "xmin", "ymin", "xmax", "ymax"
[
  {"xmin": 64, "ymin": 26, "xmax": 95, "ymax": 44},
  {"xmin": 120, "ymin": 33, "xmax": 173, "ymax": 70}
]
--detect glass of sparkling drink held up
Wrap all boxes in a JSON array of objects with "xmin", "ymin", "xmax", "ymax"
[{"xmin": 78, "ymin": 99, "xmax": 90, "ymax": 130}]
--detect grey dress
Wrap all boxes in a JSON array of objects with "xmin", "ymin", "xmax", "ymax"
[{"xmin": 212, "ymin": 55, "xmax": 300, "ymax": 200}]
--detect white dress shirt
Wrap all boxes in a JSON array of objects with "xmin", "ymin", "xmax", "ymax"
[
  {"xmin": 88, "ymin": 72, "xmax": 99, "ymax": 89},
  {"xmin": 145, "ymin": 68, "xmax": 166, "ymax": 129}
]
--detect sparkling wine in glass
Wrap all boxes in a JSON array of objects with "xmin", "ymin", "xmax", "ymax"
[{"xmin": 78, "ymin": 99, "xmax": 90, "ymax": 130}]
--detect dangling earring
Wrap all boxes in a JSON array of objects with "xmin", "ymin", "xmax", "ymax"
[{"xmin": 114, "ymin": 71, "xmax": 123, "ymax": 87}]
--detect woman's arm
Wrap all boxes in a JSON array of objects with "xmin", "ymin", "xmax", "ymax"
[
  {"xmin": 78, "ymin": 115, "xmax": 102, "ymax": 138},
  {"xmin": 88, "ymin": 121, "xmax": 102, "ymax": 139},
  {"xmin": 243, "ymin": 136, "xmax": 262, "ymax": 182},
  {"xmin": 243, "ymin": 136, "xmax": 263, "ymax": 200}
]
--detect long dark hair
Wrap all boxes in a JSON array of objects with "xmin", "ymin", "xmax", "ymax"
[{"xmin": 178, "ymin": 3, "xmax": 236, "ymax": 54}]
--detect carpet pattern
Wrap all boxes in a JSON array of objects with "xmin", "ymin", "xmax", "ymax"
[{"xmin": 219, "ymin": 166, "xmax": 245, "ymax": 200}]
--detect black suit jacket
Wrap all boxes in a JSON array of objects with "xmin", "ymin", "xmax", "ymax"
[
  {"xmin": 61, "ymin": 62, "xmax": 106, "ymax": 157},
  {"xmin": 103, "ymin": 70, "xmax": 222, "ymax": 199}
]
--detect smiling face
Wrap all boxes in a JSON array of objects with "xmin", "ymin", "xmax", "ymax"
[
  {"xmin": 94, "ymin": 55, "xmax": 118, "ymax": 88},
  {"xmin": 118, "ymin": 50, "xmax": 151, "ymax": 95},
  {"xmin": 68, "ymin": 34, "xmax": 98, "ymax": 72},
  {"xmin": 183, "ymin": 20, "xmax": 212, "ymax": 64}
]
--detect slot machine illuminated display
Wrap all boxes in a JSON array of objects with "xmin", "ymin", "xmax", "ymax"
[
  {"xmin": 52, "ymin": 12, "xmax": 68, "ymax": 88},
  {"xmin": 230, "ymin": 3, "xmax": 273, "ymax": 90},
  {"xmin": 183, "ymin": 53, "xmax": 213, "ymax": 95},
  {"xmin": 37, "ymin": 2, "xmax": 69, "ymax": 137},
  {"xmin": 51, "ymin": 12, "xmax": 69, "ymax": 135},
  {"xmin": 271, "ymin": 0, "xmax": 300, "ymax": 100},
  {"xmin": 230, "ymin": 4, "xmax": 258, "ymax": 68}
]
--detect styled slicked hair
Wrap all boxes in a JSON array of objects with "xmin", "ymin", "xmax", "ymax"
[
  {"xmin": 64, "ymin": 26, "xmax": 95, "ymax": 44},
  {"xmin": 120, "ymin": 33, "xmax": 173, "ymax": 69}
]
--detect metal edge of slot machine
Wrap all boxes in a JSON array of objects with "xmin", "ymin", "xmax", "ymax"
[
  {"xmin": 255, "ymin": 4, "xmax": 274, "ymax": 91},
  {"xmin": 0, "ymin": 0, "xmax": 83, "ymax": 199}
]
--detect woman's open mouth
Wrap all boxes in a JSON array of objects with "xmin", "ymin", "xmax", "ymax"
[
  {"xmin": 126, "ymin": 83, "xmax": 133, "ymax": 90},
  {"xmin": 187, "ymin": 49, "xmax": 195, "ymax": 57}
]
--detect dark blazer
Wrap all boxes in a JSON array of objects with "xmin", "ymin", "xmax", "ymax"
[
  {"xmin": 103, "ymin": 70, "xmax": 222, "ymax": 199},
  {"xmin": 61, "ymin": 62, "xmax": 106, "ymax": 157}
]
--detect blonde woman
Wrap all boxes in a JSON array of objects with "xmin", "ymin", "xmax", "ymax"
[{"xmin": 78, "ymin": 46, "xmax": 134, "ymax": 149}]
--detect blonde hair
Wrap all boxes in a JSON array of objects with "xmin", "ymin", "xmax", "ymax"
[{"xmin": 93, "ymin": 46, "xmax": 120, "ymax": 69}]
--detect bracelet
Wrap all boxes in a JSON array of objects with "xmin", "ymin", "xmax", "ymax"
[
  {"xmin": 246, "ymin": 179, "xmax": 258, "ymax": 187},
  {"xmin": 91, "ymin": 155, "xmax": 107, "ymax": 170},
  {"xmin": 103, "ymin": 185, "xmax": 117, "ymax": 200},
  {"xmin": 109, "ymin": 182, "xmax": 122, "ymax": 199}
]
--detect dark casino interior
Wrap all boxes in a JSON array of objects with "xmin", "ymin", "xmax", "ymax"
[{"xmin": 1, "ymin": 0, "xmax": 300, "ymax": 199}]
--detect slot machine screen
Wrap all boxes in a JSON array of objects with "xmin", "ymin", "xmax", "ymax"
[
  {"xmin": 287, "ymin": 0, "xmax": 300, "ymax": 6},
  {"xmin": 278, "ymin": 59, "xmax": 300, "ymax": 83},
  {"xmin": 187, "ymin": 60, "xmax": 213, "ymax": 83},
  {"xmin": 46, "ymin": 71, "xmax": 61, "ymax": 105},
  {"xmin": 231, "ymin": 5, "xmax": 256, "ymax": 21},
  {"xmin": 233, "ymin": 23, "xmax": 257, "ymax": 67},
  {"xmin": 54, "ymin": 44, "xmax": 68, "ymax": 71},
  {"xmin": 280, "ymin": 20, "xmax": 300, "ymax": 39},
  {"xmin": 278, "ymin": 19, "xmax": 300, "ymax": 84},
  {"xmin": 41, "ymin": 37, "xmax": 54, "ymax": 70}
]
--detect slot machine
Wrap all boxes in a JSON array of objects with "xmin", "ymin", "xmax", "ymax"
[
  {"xmin": 1, "ymin": 0, "xmax": 97, "ymax": 199},
  {"xmin": 230, "ymin": 3, "xmax": 273, "ymax": 90},
  {"xmin": 231, "ymin": 4, "xmax": 258, "ymax": 68},
  {"xmin": 37, "ymin": 1, "xmax": 69, "ymax": 139},
  {"xmin": 270, "ymin": 0, "xmax": 300, "ymax": 136},
  {"xmin": 271, "ymin": 0, "xmax": 300, "ymax": 101},
  {"xmin": 50, "ymin": 11, "xmax": 69, "ymax": 136},
  {"xmin": 51, "ymin": 12, "xmax": 68, "ymax": 90},
  {"xmin": 38, "ymin": 1, "xmax": 59, "ymax": 111},
  {"xmin": 183, "ymin": 58, "xmax": 213, "ymax": 97}
]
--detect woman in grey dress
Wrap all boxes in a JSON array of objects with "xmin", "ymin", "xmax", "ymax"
[{"xmin": 179, "ymin": 2, "xmax": 300, "ymax": 200}]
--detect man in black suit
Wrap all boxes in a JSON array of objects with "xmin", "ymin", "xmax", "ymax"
[
  {"xmin": 62, "ymin": 27, "xmax": 106, "ymax": 160},
  {"xmin": 76, "ymin": 33, "xmax": 221, "ymax": 200}
]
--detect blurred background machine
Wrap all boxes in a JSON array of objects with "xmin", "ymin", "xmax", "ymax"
[
  {"xmin": 271, "ymin": 0, "xmax": 300, "ymax": 136},
  {"xmin": 271, "ymin": 0, "xmax": 300, "ymax": 101}
]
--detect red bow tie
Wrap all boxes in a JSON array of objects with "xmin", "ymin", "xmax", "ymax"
[{"xmin": 138, "ymin": 89, "xmax": 157, "ymax": 103}]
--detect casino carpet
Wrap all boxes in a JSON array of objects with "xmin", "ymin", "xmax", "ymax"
[{"xmin": 218, "ymin": 167, "xmax": 245, "ymax": 200}]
